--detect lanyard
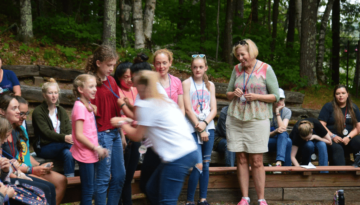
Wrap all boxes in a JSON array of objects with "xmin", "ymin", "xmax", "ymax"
[
  {"xmin": 119, "ymin": 87, "xmax": 135, "ymax": 103},
  {"xmin": 344, "ymin": 106, "xmax": 348, "ymax": 127},
  {"xmin": 7, "ymin": 134, "xmax": 15, "ymax": 158},
  {"xmin": 193, "ymin": 78, "xmax": 205, "ymax": 112},
  {"xmin": 77, "ymin": 98, "xmax": 98, "ymax": 132},
  {"xmin": 272, "ymin": 109, "xmax": 283, "ymax": 127},
  {"xmin": 103, "ymin": 78, "xmax": 120, "ymax": 98},
  {"xmin": 160, "ymin": 74, "xmax": 172, "ymax": 99},
  {"xmin": 243, "ymin": 60, "xmax": 258, "ymax": 92}
]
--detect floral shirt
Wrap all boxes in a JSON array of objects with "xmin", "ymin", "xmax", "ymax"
[{"xmin": 226, "ymin": 60, "xmax": 279, "ymax": 121}]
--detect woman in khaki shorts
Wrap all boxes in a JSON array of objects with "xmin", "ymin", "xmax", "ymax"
[{"xmin": 226, "ymin": 39, "xmax": 279, "ymax": 205}]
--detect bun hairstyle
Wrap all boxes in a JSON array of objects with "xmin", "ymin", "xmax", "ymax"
[
  {"xmin": 298, "ymin": 120, "xmax": 314, "ymax": 138},
  {"xmin": 84, "ymin": 45, "xmax": 119, "ymax": 86},
  {"xmin": 0, "ymin": 94, "xmax": 27, "ymax": 157},
  {"xmin": 114, "ymin": 62, "xmax": 133, "ymax": 88},
  {"xmin": 153, "ymin": 49, "xmax": 173, "ymax": 63},
  {"xmin": 73, "ymin": 74, "xmax": 97, "ymax": 113},
  {"xmin": 41, "ymin": 78, "xmax": 60, "ymax": 105},
  {"xmin": 130, "ymin": 53, "xmax": 152, "ymax": 74},
  {"xmin": 0, "ymin": 117, "xmax": 12, "ymax": 142}
]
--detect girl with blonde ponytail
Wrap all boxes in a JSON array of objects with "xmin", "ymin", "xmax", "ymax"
[{"xmin": 183, "ymin": 54, "xmax": 217, "ymax": 205}]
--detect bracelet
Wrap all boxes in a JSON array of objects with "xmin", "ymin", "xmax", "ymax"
[
  {"xmin": 120, "ymin": 103, "xmax": 126, "ymax": 108},
  {"xmin": 331, "ymin": 134, "xmax": 336, "ymax": 139},
  {"xmin": 199, "ymin": 129, "xmax": 206, "ymax": 133},
  {"xmin": 348, "ymin": 135, "xmax": 352, "ymax": 140},
  {"xmin": 26, "ymin": 166, "xmax": 32, "ymax": 174},
  {"xmin": 203, "ymin": 120, "xmax": 209, "ymax": 126},
  {"xmin": 276, "ymin": 113, "xmax": 280, "ymax": 116}
]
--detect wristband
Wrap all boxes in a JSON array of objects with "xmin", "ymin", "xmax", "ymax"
[
  {"xmin": 26, "ymin": 166, "xmax": 32, "ymax": 174},
  {"xmin": 203, "ymin": 120, "xmax": 209, "ymax": 126},
  {"xmin": 348, "ymin": 135, "xmax": 352, "ymax": 140},
  {"xmin": 331, "ymin": 134, "xmax": 336, "ymax": 139},
  {"xmin": 199, "ymin": 129, "xmax": 206, "ymax": 133},
  {"xmin": 120, "ymin": 103, "xmax": 126, "ymax": 108}
]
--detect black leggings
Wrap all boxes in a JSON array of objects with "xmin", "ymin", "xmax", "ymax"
[
  {"xmin": 9, "ymin": 176, "xmax": 56, "ymax": 205},
  {"xmin": 327, "ymin": 135, "xmax": 360, "ymax": 165},
  {"xmin": 139, "ymin": 147, "xmax": 161, "ymax": 196},
  {"xmin": 119, "ymin": 140, "xmax": 141, "ymax": 205}
]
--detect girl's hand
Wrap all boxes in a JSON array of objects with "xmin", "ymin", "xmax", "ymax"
[
  {"xmin": 200, "ymin": 131, "xmax": 209, "ymax": 142},
  {"xmin": 343, "ymin": 136, "xmax": 351, "ymax": 145},
  {"xmin": 0, "ymin": 183, "xmax": 7, "ymax": 196},
  {"xmin": 33, "ymin": 166, "xmax": 51, "ymax": 176},
  {"xmin": 65, "ymin": 135, "xmax": 73, "ymax": 144},
  {"xmin": 10, "ymin": 159, "xmax": 20, "ymax": 169},
  {"xmin": 6, "ymin": 186, "xmax": 15, "ymax": 198},
  {"xmin": 277, "ymin": 127, "xmax": 287, "ymax": 134},
  {"xmin": 0, "ymin": 157, "xmax": 10, "ymax": 173},
  {"xmin": 275, "ymin": 102, "xmax": 285, "ymax": 112},
  {"xmin": 17, "ymin": 171, "xmax": 33, "ymax": 181},
  {"xmin": 234, "ymin": 88, "xmax": 243, "ymax": 98},
  {"xmin": 95, "ymin": 147, "xmax": 109, "ymax": 160},
  {"xmin": 195, "ymin": 122, "xmax": 207, "ymax": 132},
  {"xmin": 333, "ymin": 136, "xmax": 343, "ymax": 144},
  {"xmin": 244, "ymin": 93, "xmax": 259, "ymax": 101}
]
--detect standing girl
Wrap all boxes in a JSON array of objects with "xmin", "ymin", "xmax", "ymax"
[
  {"xmin": 85, "ymin": 45, "xmax": 126, "ymax": 205},
  {"xmin": 71, "ymin": 74, "xmax": 108, "ymax": 205},
  {"xmin": 153, "ymin": 49, "xmax": 184, "ymax": 114},
  {"xmin": 183, "ymin": 54, "xmax": 217, "ymax": 205},
  {"xmin": 114, "ymin": 62, "xmax": 139, "ymax": 205}
]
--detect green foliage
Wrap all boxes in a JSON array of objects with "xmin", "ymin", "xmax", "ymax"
[
  {"xmin": 117, "ymin": 47, "xmax": 152, "ymax": 63},
  {"xmin": 33, "ymin": 16, "xmax": 101, "ymax": 43},
  {"xmin": 56, "ymin": 45, "xmax": 77, "ymax": 62},
  {"xmin": 2, "ymin": 43, "xmax": 9, "ymax": 51},
  {"xmin": 19, "ymin": 43, "xmax": 29, "ymax": 54}
]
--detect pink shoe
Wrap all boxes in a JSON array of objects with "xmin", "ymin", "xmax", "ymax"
[
  {"xmin": 237, "ymin": 198, "xmax": 249, "ymax": 205},
  {"xmin": 258, "ymin": 200, "xmax": 268, "ymax": 205}
]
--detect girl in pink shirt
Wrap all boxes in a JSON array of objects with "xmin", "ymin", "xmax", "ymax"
[
  {"xmin": 154, "ymin": 49, "xmax": 185, "ymax": 114},
  {"xmin": 70, "ymin": 74, "xmax": 108, "ymax": 205}
]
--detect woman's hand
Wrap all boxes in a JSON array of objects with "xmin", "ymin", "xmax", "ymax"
[
  {"xmin": 343, "ymin": 136, "xmax": 351, "ymax": 145},
  {"xmin": 0, "ymin": 157, "xmax": 10, "ymax": 173},
  {"xmin": 65, "ymin": 135, "xmax": 73, "ymax": 144},
  {"xmin": 195, "ymin": 122, "xmax": 207, "ymax": 132},
  {"xmin": 233, "ymin": 88, "xmax": 243, "ymax": 98},
  {"xmin": 276, "ymin": 127, "xmax": 287, "ymax": 134},
  {"xmin": 333, "ymin": 136, "xmax": 343, "ymax": 144},
  {"xmin": 200, "ymin": 131, "xmax": 209, "ymax": 142},
  {"xmin": 244, "ymin": 93, "xmax": 259, "ymax": 101}
]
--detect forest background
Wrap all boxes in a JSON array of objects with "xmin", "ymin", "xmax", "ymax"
[{"xmin": 0, "ymin": 0, "xmax": 360, "ymax": 109}]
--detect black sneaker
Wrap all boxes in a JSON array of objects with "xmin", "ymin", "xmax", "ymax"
[{"xmin": 197, "ymin": 200, "xmax": 210, "ymax": 205}]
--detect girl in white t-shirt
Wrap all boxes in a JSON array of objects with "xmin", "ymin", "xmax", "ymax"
[
  {"xmin": 182, "ymin": 54, "xmax": 217, "ymax": 205},
  {"xmin": 71, "ymin": 74, "xmax": 108, "ymax": 205},
  {"xmin": 111, "ymin": 71, "xmax": 197, "ymax": 205}
]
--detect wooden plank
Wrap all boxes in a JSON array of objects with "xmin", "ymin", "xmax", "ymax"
[
  {"xmin": 208, "ymin": 166, "xmax": 360, "ymax": 173},
  {"xmin": 178, "ymin": 188, "xmax": 283, "ymax": 202},
  {"xmin": 284, "ymin": 187, "xmax": 360, "ymax": 201},
  {"xmin": 2, "ymin": 65, "xmax": 40, "ymax": 78},
  {"xmin": 62, "ymin": 176, "xmax": 81, "ymax": 203},
  {"xmin": 39, "ymin": 66, "xmax": 84, "ymax": 82},
  {"xmin": 21, "ymin": 85, "xmax": 75, "ymax": 105}
]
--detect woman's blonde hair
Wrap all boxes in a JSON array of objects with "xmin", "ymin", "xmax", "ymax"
[
  {"xmin": 73, "ymin": 74, "xmax": 97, "ymax": 113},
  {"xmin": 298, "ymin": 120, "xmax": 314, "ymax": 138},
  {"xmin": 136, "ymin": 71, "xmax": 167, "ymax": 102},
  {"xmin": 153, "ymin": 49, "xmax": 173, "ymax": 63},
  {"xmin": 232, "ymin": 39, "xmax": 259, "ymax": 59},
  {"xmin": 0, "ymin": 117, "xmax": 12, "ymax": 142},
  {"xmin": 84, "ymin": 45, "xmax": 119, "ymax": 86},
  {"xmin": 42, "ymin": 78, "xmax": 60, "ymax": 105},
  {"xmin": 191, "ymin": 56, "xmax": 211, "ymax": 91}
]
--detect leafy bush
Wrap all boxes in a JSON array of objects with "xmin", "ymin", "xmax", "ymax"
[{"xmin": 56, "ymin": 45, "xmax": 77, "ymax": 62}]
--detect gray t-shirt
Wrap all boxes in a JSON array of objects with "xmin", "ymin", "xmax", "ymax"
[{"xmin": 271, "ymin": 107, "xmax": 292, "ymax": 128}]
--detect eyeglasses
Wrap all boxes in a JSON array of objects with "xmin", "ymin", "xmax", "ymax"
[
  {"xmin": 191, "ymin": 54, "xmax": 206, "ymax": 58},
  {"xmin": 20, "ymin": 111, "xmax": 30, "ymax": 117},
  {"xmin": 234, "ymin": 40, "xmax": 248, "ymax": 47}
]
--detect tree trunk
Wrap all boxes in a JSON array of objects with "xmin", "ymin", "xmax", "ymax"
[
  {"xmin": 216, "ymin": 0, "xmax": 220, "ymax": 62},
  {"xmin": 286, "ymin": 0, "xmax": 296, "ymax": 48},
  {"xmin": 270, "ymin": 0, "xmax": 279, "ymax": 60},
  {"xmin": 251, "ymin": 0, "xmax": 258, "ymax": 23},
  {"xmin": 120, "ymin": 0, "xmax": 132, "ymax": 47},
  {"xmin": 316, "ymin": 0, "xmax": 334, "ymax": 84},
  {"xmin": 176, "ymin": 0, "xmax": 185, "ymax": 41},
  {"xmin": 19, "ymin": 0, "xmax": 34, "ymax": 43},
  {"xmin": 354, "ymin": 41, "xmax": 360, "ymax": 96},
  {"xmin": 223, "ymin": 0, "xmax": 234, "ymax": 65},
  {"xmin": 295, "ymin": 0, "xmax": 301, "ymax": 40},
  {"xmin": 267, "ymin": 0, "xmax": 271, "ymax": 33},
  {"xmin": 62, "ymin": 0, "xmax": 72, "ymax": 15},
  {"xmin": 200, "ymin": 0, "xmax": 206, "ymax": 52},
  {"xmin": 102, "ymin": 0, "xmax": 117, "ymax": 49},
  {"xmin": 143, "ymin": 0, "xmax": 156, "ymax": 49},
  {"xmin": 235, "ymin": 0, "xmax": 244, "ymax": 19},
  {"xmin": 300, "ymin": 0, "xmax": 318, "ymax": 86},
  {"xmin": 331, "ymin": 0, "xmax": 340, "ymax": 85},
  {"xmin": 133, "ymin": 0, "xmax": 145, "ymax": 49}
]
